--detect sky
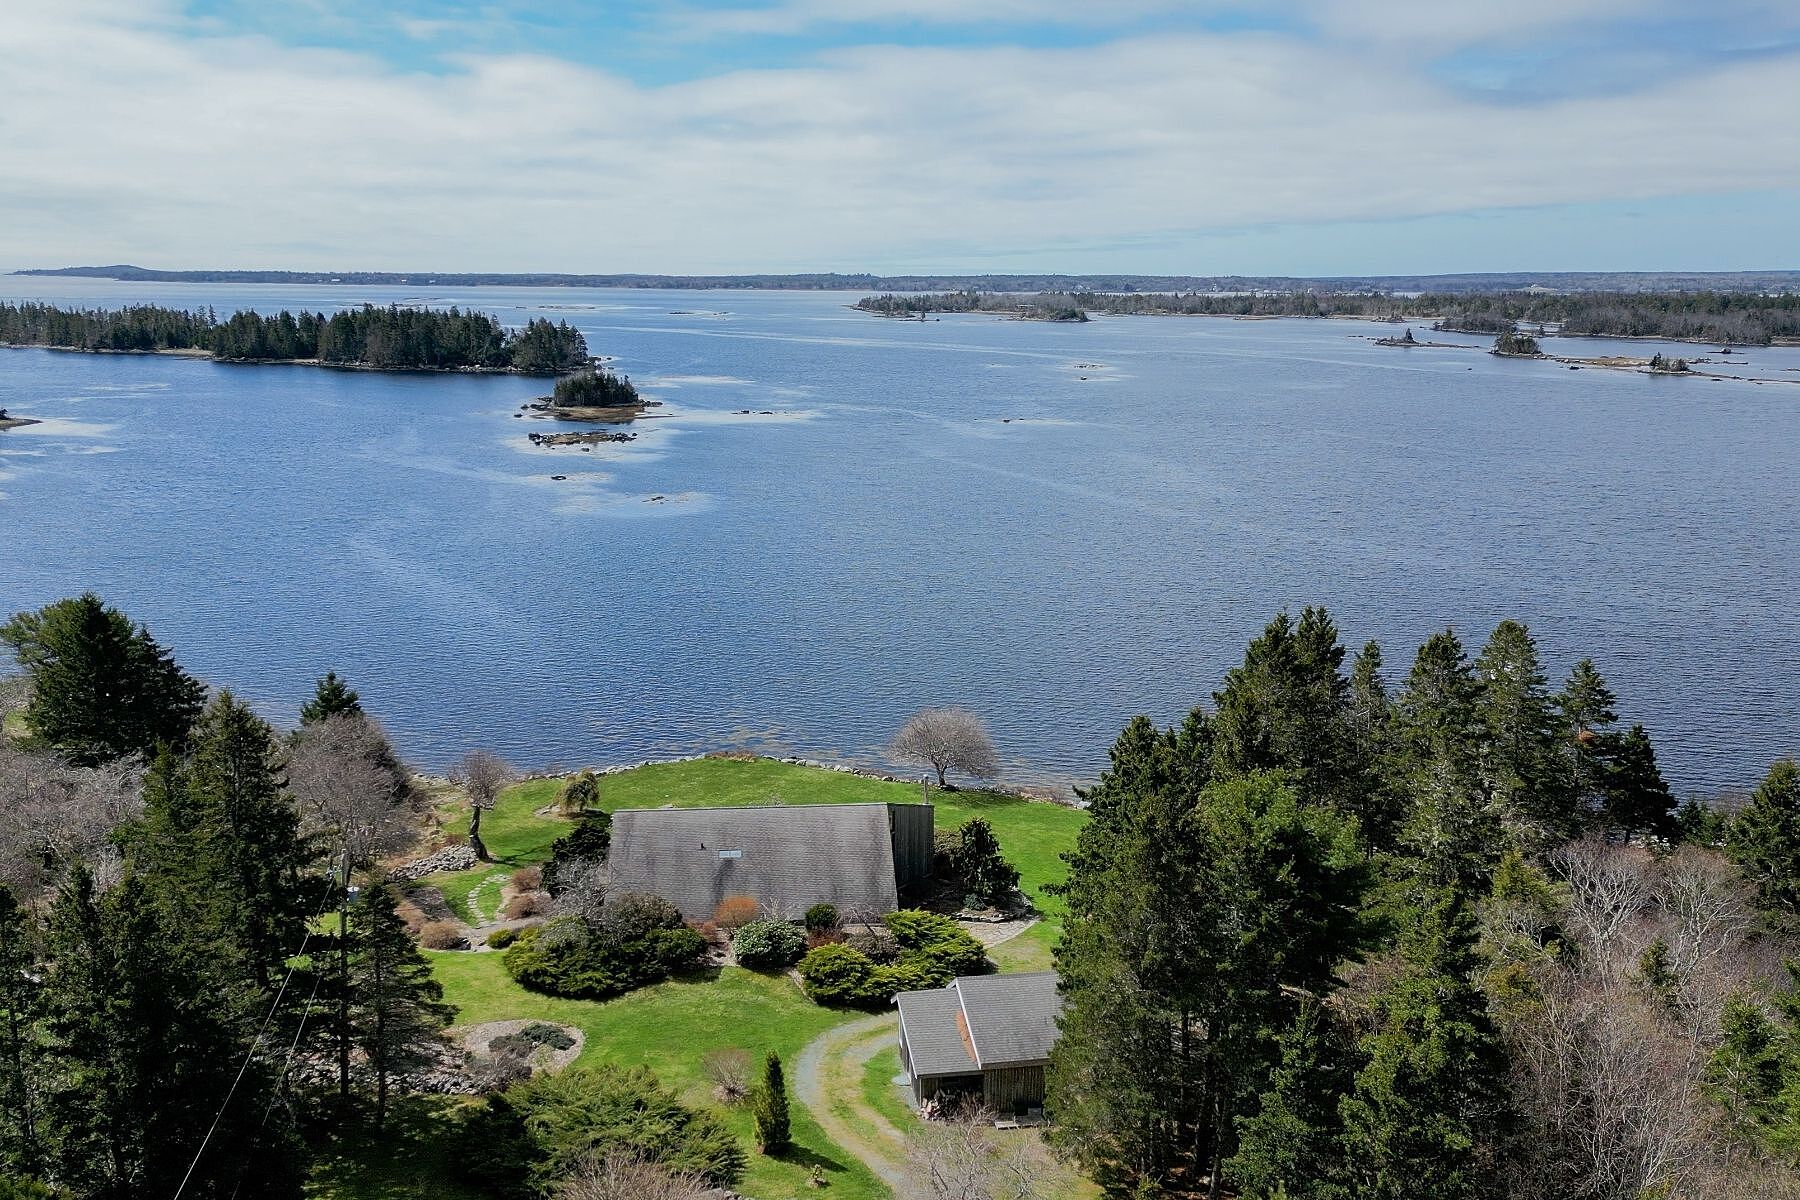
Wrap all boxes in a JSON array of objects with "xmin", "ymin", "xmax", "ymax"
[{"xmin": 3, "ymin": 0, "xmax": 1799, "ymax": 275}]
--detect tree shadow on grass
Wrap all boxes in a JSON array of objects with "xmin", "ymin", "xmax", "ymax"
[{"xmin": 768, "ymin": 1140, "xmax": 856, "ymax": 1178}]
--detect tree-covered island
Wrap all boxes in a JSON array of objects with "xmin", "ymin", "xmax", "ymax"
[{"xmin": 0, "ymin": 302, "xmax": 590, "ymax": 373}]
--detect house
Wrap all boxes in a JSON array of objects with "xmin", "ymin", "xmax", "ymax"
[
  {"xmin": 606, "ymin": 802, "xmax": 933, "ymax": 921},
  {"xmin": 895, "ymin": 972, "xmax": 1061, "ymax": 1114}
]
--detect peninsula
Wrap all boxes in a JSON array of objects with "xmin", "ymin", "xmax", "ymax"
[{"xmin": 0, "ymin": 301, "xmax": 591, "ymax": 373}]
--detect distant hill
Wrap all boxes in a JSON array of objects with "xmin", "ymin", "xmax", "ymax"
[{"xmin": 15, "ymin": 264, "xmax": 1800, "ymax": 295}]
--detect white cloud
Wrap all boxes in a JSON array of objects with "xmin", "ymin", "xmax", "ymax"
[{"xmin": 0, "ymin": 4, "xmax": 1797, "ymax": 271}]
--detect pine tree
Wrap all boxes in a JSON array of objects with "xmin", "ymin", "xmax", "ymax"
[
  {"xmin": 1557, "ymin": 659, "xmax": 1618, "ymax": 825},
  {"xmin": 1729, "ymin": 759, "xmax": 1800, "ymax": 921},
  {"xmin": 1229, "ymin": 1000, "xmax": 1355, "ymax": 1200},
  {"xmin": 0, "ymin": 594, "xmax": 202, "ymax": 765},
  {"xmin": 188, "ymin": 692, "xmax": 318, "ymax": 995},
  {"xmin": 299, "ymin": 671, "xmax": 362, "ymax": 724},
  {"xmin": 1473, "ymin": 621, "xmax": 1569, "ymax": 848},
  {"xmin": 1600, "ymin": 725, "xmax": 1675, "ymax": 842},
  {"xmin": 751, "ymin": 1051, "xmax": 790, "ymax": 1154},
  {"xmin": 0, "ymin": 890, "xmax": 41, "ymax": 1177},
  {"xmin": 348, "ymin": 884, "xmax": 453, "ymax": 1130},
  {"xmin": 1338, "ymin": 893, "xmax": 1512, "ymax": 1200}
]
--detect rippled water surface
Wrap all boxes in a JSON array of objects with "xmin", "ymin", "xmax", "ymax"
[{"xmin": 2, "ymin": 278, "xmax": 1796, "ymax": 792}]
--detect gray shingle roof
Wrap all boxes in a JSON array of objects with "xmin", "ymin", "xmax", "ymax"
[
  {"xmin": 897, "ymin": 988, "xmax": 978, "ymax": 1078},
  {"xmin": 897, "ymin": 972, "xmax": 1062, "ymax": 1077},
  {"xmin": 607, "ymin": 804, "xmax": 905, "ymax": 920},
  {"xmin": 955, "ymin": 972, "xmax": 1061, "ymax": 1067}
]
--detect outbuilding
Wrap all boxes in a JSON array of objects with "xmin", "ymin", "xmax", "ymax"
[{"xmin": 895, "ymin": 972, "xmax": 1061, "ymax": 1116}]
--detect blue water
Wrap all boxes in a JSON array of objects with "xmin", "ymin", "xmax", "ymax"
[{"xmin": 2, "ymin": 278, "xmax": 1797, "ymax": 794}]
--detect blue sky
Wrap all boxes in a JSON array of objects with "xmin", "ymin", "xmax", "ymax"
[{"xmin": 4, "ymin": 1, "xmax": 1798, "ymax": 274}]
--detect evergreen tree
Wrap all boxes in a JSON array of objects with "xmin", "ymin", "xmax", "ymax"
[
  {"xmin": 299, "ymin": 671, "xmax": 362, "ymax": 724},
  {"xmin": 347, "ymin": 884, "xmax": 453, "ymax": 1130},
  {"xmin": 1211, "ymin": 608, "xmax": 1361, "ymax": 810},
  {"xmin": 1392, "ymin": 632, "xmax": 1500, "ymax": 893},
  {"xmin": 0, "ymin": 890, "xmax": 41, "ymax": 1177},
  {"xmin": 1600, "ymin": 724, "xmax": 1675, "ymax": 842},
  {"xmin": 39, "ymin": 866, "xmax": 297, "ymax": 1199},
  {"xmin": 1229, "ymin": 1000, "xmax": 1356, "ymax": 1200},
  {"xmin": 1705, "ymin": 961, "xmax": 1800, "ymax": 1165},
  {"xmin": 1557, "ymin": 659, "xmax": 1618, "ymax": 825},
  {"xmin": 1338, "ymin": 893, "xmax": 1511, "ymax": 1200},
  {"xmin": 950, "ymin": 817, "xmax": 1020, "ymax": 907},
  {"xmin": 0, "ymin": 594, "xmax": 202, "ymax": 765},
  {"xmin": 1729, "ymin": 759, "xmax": 1800, "ymax": 921},
  {"xmin": 1473, "ymin": 621, "xmax": 1569, "ymax": 848},
  {"xmin": 751, "ymin": 1051, "xmax": 790, "ymax": 1155},
  {"xmin": 1050, "ymin": 710, "xmax": 1368, "ymax": 1195},
  {"xmin": 1347, "ymin": 641, "xmax": 1401, "ymax": 846},
  {"xmin": 188, "ymin": 692, "xmax": 318, "ymax": 995}
]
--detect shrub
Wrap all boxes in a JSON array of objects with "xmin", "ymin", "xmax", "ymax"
[
  {"xmin": 512, "ymin": 865, "xmax": 543, "ymax": 891},
  {"xmin": 732, "ymin": 919, "xmax": 806, "ymax": 969},
  {"xmin": 503, "ymin": 907, "xmax": 706, "ymax": 1000},
  {"xmin": 395, "ymin": 897, "xmax": 429, "ymax": 936},
  {"xmin": 492, "ymin": 1022, "xmax": 577, "ymax": 1059},
  {"xmin": 713, "ymin": 895, "xmax": 760, "ymax": 931},
  {"xmin": 803, "ymin": 903, "xmax": 839, "ymax": 933},
  {"xmin": 502, "ymin": 890, "xmax": 547, "ymax": 920},
  {"xmin": 418, "ymin": 921, "xmax": 467, "ymax": 950},
  {"xmin": 463, "ymin": 1064, "xmax": 745, "ymax": 1194},
  {"xmin": 797, "ymin": 943, "xmax": 878, "ymax": 1006},
  {"xmin": 486, "ymin": 927, "xmax": 519, "ymax": 949},
  {"xmin": 844, "ymin": 925, "xmax": 901, "ymax": 963},
  {"xmin": 703, "ymin": 1047, "xmax": 752, "ymax": 1104}
]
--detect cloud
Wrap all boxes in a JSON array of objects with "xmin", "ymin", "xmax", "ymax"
[{"xmin": 0, "ymin": 3, "xmax": 1796, "ymax": 271}]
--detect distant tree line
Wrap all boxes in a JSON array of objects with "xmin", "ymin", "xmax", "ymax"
[
  {"xmin": 855, "ymin": 289, "xmax": 1800, "ymax": 344},
  {"xmin": 0, "ymin": 302, "xmax": 589, "ymax": 372}
]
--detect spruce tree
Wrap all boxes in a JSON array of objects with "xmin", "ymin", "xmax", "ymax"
[
  {"xmin": 1347, "ymin": 641, "xmax": 1401, "ymax": 846},
  {"xmin": 1557, "ymin": 659, "xmax": 1618, "ymax": 825},
  {"xmin": 1393, "ymin": 631, "xmax": 1500, "ymax": 893},
  {"xmin": 951, "ymin": 817, "xmax": 1020, "ymax": 907},
  {"xmin": 188, "ymin": 692, "xmax": 318, "ymax": 995},
  {"xmin": 299, "ymin": 671, "xmax": 362, "ymax": 724},
  {"xmin": 1600, "ymin": 724, "xmax": 1675, "ymax": 842},
  {"xmin": 1729, "ymin": 759, "xmax": 1800, "ymax": 921},
  {"xmin": 1229, "ymin": 1000, "xmax": 1355, "ymax": 1200},
  {"xmin": 1473, "ymin": 620, "xmax": 1569, "ymax": 848},
  {"xmin": 0, "ymin": 890, "xmax": 41, "ymax": 1177},
  {"xmin": 0, "ymin": 594, "xmax": 202, "ymax": 765},
  {"xmin": 1338, "ymin": 893, "xmax": 1512, "ymax": 1200},
  {"xmin": 751, "ymin": 1051, "xmax": 790, "ymax": 1154},
  {"xmin": 348, "ymin": 884, "xmax": 453, "ymax": 1130}
]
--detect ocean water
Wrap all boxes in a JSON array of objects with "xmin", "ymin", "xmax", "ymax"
[{"xmin": 2, "ymin": 278, "xmax": 1796, "ymax": 794}]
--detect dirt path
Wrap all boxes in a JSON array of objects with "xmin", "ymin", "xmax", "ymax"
[{"xmin": 794, "ymin": 1013, "xmax": 922, "ymax": 1200}]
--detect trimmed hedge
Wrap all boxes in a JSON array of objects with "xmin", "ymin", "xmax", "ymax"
[{"xmin": 797, "ymin": 910, "xmax": 988, "ymax": 1007}]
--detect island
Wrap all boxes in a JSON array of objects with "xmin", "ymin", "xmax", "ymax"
[
  {"xmin": 855, "ymin": 292, "xmax": 1089, "ymax": 322},
  {"xmin": 0, "ymin": 302, "xmax": 590, "ymax": 373},
  {"xmin": 0, "ymin": 411, "xmax": 41, "ymax": 431}
]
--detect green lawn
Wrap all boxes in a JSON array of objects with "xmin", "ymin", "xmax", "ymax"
[
  {"xmin": 432, "ymin": 953, "xmax": 887, "ymax": 1200},
  {"xmin": 859, "ymin": 1045, "xmax": 916, "ymax": 1133}
]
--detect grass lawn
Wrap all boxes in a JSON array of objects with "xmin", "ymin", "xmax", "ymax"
[
  {"xmin": 859, "ymin": 1045, "xmax": 916, "ymax": 1133},
  {"xmin": 432, "ymin": 952, "xmax": 888, "ymax": 1200}
]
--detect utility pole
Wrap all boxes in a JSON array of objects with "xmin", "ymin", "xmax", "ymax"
[{"xmin": 336, "ymin": 846, "xmax": 353, "ymax": 1110}]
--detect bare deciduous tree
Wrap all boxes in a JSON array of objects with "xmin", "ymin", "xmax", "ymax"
[
  {"xmin": 550, "ymin": 859, "xmax": 609, "ymax": 925},
  {"xmin": 891, "ymin": 707, "xmax": 1001, "ymax": 788},
  {"xmin": 449, "ymin": 749, "xmax": 515, "ymax": 862},
  {"xmin": 906, "ymin": 1106, "xmax": 1043, "ymax": 1200},
  {"xmin": 559, "ymin": 1151, "xmax": 713, "ymax": 1200},
  {"xmin": 288, "ymin": 712, "xmax": 418, "ymax": 872},
  {"xmin": 0, "ymin": 742, "xmax": 142, "ymax": 897}
]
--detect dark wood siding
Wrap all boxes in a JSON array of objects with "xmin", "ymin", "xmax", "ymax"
[
  {"xmin": 889, "ymin": 803, "xmax": 934, "ymax": 885},
  {"xmin": 982, "ymin": 1064, "xmax": 1046, "ymax": 1113}
]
